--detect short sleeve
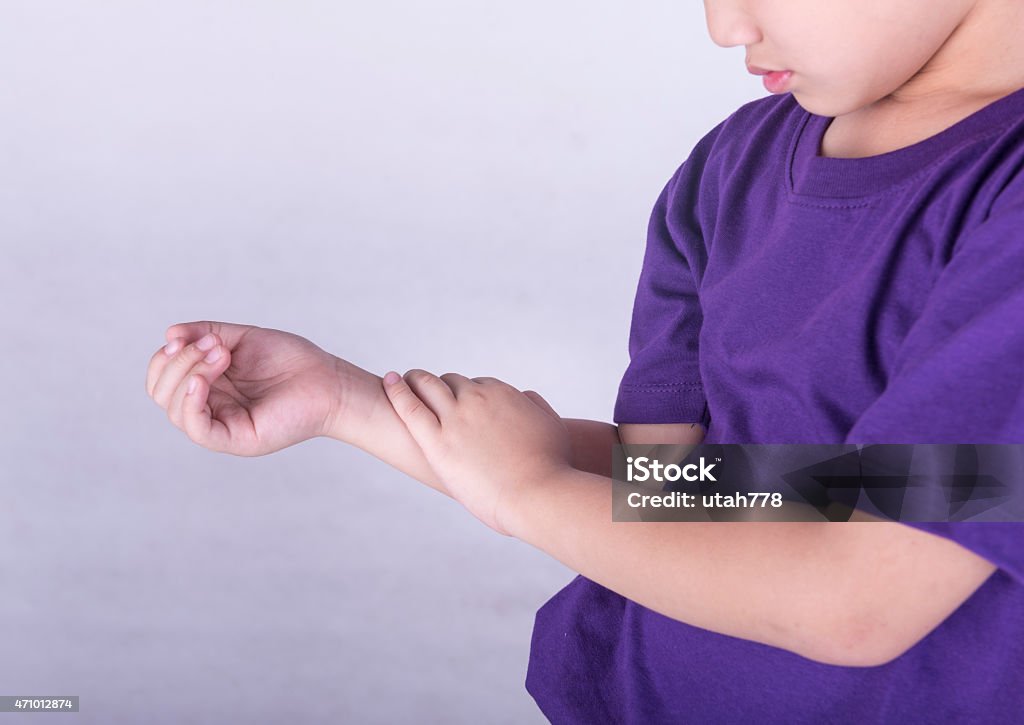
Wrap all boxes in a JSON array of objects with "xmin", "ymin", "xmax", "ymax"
[
  {"xmin": 901, "ymin": 522, "xmax": 1024, "ymax": 583},
  {"xmin": 612, "ymin": 123, "xmax": 724, "ymax": 429},
  {"xmin": 842, "ymin": 197, "xmax": 1024, "ymax": 446},
  {"xmin": 843, "ymin": 189, "xmax": 1024, "ymax": 577}
]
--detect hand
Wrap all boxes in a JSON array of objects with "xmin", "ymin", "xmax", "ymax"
[
  {"xmin": 146, "ymin": 321, "xmax": 344, "ymax": 456},
  {"xmin": 382, "ymin": 369, "xmax": 573, "ymax": 537}
]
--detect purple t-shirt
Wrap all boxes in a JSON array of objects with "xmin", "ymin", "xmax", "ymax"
[{"xmin": 526, "ymin": 87, "xmax": 1024, "ymax": 723}]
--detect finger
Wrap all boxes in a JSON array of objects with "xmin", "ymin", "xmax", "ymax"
[
  {"xmin": 151, "ymin": 332, "xmax": 231, "ymax": 409},
  {"xmin": 164, "ymin": 320, "xmax": 253, "ymax": 350},
  {"xmin": 165, "ymin": 342, "xmax": 233, "ymax": 430},
  {"xmin": 177, "ymin": 373, "xmax": 234, "ymax": 453},
  {"xmin": 172, "ymin": 367, "xmax": 254, "ymax": 453},
  {"xmin": 405, "ymin": 368, "xmax": 458, "ymax": 415},
  {"xmin": 438, "ymin": 371, "xmax": 483, "ymax": 398},
  {"xmin": 146, "ymin": 336, "xmax": 186, "ymax": 399},
  {"xmin": 382, "ymin": 370, "xmax": 442, "ymax": 443},
  {"xmin": 524, "ymin": 390, "xmax": 561, "ymax": 420},
  {"xmin": 150, "ymin": 319, "xmax": 248, "ymax": 399}
]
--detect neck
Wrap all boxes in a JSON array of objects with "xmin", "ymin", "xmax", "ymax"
[{"xmin": 874, "ymin": 0, "xmax": 1024, "ymax": 118}]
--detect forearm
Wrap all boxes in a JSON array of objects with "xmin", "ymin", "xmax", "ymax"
[
  {"xmin": 326, "ymin": 359, "xmax": 449, "ymax": 493},
  {"xmin": 504, "ymin": 468, "xmax": 872, "ymax": 667},
  {"xmin": 325, "ymin": 357, "xmax": 622, "ymax": 493},
  {"xmin": 564, "ymin": 417, "xmax": 622, "ymax": 477}
]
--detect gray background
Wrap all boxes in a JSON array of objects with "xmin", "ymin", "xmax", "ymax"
[{"xmin": 0, "ymin": 1, "xmax": 763, "ymax": 722}]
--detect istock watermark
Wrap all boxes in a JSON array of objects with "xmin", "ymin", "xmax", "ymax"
[
  {"xmin": 625, "ymin": 455, "xmax": 718, "ymax": 483},
  {"xmin": 611, "ymin": 443, "xmax": 1024, "ymax": 523}
]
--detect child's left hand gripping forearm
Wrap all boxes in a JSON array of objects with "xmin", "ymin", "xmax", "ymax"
[
  {"xmin": 326, "ymin": 360, "xmax": 621, "ymax": 501},
  {"xmin": 375, "ymin": 368, "xmax": 576, "ymax": 535}
]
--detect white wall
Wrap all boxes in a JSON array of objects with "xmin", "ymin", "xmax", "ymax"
[{"xmin": 0, "ymin": 2, "xmax": 765, "ymax": 722}]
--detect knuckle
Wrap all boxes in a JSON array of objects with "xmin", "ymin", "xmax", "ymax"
[
  {"xmin": 184, "ymin": 423, "xmax": 205, "ymax": 446},
  {"xmin": 405, "ymin": 369, "xmax": 432, "ymax": 383},
  {"xmin": 148, "ymin": 346, "xmax": 166, "ymax": 367},
  {"xmin": 178, "ymin": 342, "xmax": 207, "ymax": 364},
  {"xmin": 389, "ymin": 384, "xmax": 414, "ymax": 405},
  {"xmin": 404, "ymin": 398, "xmax": 426, "ymax": 417},
  {"xmin": 438, "ymin": 373, "xmax": 461, "ymax": 388},
  {"xmin": 146, "ymin": 355, "xmax": 167, "ymax": 397}
]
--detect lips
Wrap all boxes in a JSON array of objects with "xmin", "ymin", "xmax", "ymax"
[
  {"xmin": 747, "ymin": 63, "xmax": 781, "ymax": 76},
  {"xmin": 761, "ymin": 70, "xmax": 793, "ymax": 94}
]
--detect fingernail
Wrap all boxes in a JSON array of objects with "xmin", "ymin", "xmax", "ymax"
[
  {"xmin": 164, "ymin": 339, "xmax": 181, "ymax": 356},
  {"xmin": 196, "ymin": 334, "xmax": 216, "ymax": 351},
  {"xmin": 204, "ymin": 347, "xmax": 222, "ymax": 363},
  {"xmin": 383, "ymin": 371, "xmax": 400, "ymax": 385},
  {"xmin": 187, "ymin": 376, "xmax": 198, "ymax": 395}
]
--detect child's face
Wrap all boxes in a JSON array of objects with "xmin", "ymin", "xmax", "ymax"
[{"xmin": 702, "ymin": 0, "xmax": 975, "ymax": 116}]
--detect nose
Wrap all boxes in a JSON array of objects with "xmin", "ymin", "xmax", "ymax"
[{"xmin": 703, "ymin": 1, "xmax": 762, "ymax": 48}]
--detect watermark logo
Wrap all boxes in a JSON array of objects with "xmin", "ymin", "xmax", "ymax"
[
  {"xmin": 611, "ymin": 443, "xmax": 1024, "ymax": 523},
  {"xmin": 626, "ymin": 455, "xmax": 717, "ymax": 482}
]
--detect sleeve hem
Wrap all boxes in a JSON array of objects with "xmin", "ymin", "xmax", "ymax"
[{"xmin": 613, "ymin": 384, "xmax": 710, "ymax": 429}]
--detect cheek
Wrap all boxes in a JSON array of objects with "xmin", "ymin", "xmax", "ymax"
[
  {"xmin": 784, "ymin": 30, "xmax": 928, "ymax": 116},
  {"xmin": 764, "ymin": 0, "xmax": 965, "ymax": 116},
  {"xmin": 848, "ymin": 1, "xmax": 969, "ymax": 92}
]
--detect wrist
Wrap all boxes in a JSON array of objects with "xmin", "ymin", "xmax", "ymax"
[{"xmin": 320, "ymin": 356, "xmax": 380, "ymax": 445}]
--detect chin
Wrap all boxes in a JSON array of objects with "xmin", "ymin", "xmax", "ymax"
[
  {"xmin": 788, "ymin": 91, "xmax": 862, "ymax": 119},
  {"xmin": 788, "ymin": 91, "xmax": 826, "ymax": 116}
]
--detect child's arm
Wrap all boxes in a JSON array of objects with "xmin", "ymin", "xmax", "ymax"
[
  {"xmin": 147, "ymin": 322, "xmax": 631, "ymax": 482},
  {"xmin": 325, "ymin": 357, "xmax": 629, "ymax": 489},
  {"xmin": 501, "ymin": 462, "xmax": 997, "ymax": 669},
  {"xmin": 375, "ymin": 369, "xmax": 999, "ymax": 671}
]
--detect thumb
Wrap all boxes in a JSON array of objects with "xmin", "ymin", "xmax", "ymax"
[
  {"xmin": 165, "ymin": 320, "xmax": 253, "ymax": 350},
  {"xmin": 181, "ymin": 373, "xmax": 232, "ymax": 453},
  {"xmin": 382, "ymin": 371, "xmax": 441, "ymax": 444}
]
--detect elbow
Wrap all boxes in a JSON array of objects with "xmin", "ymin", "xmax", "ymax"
[
  {"xmin": 816, "ymin": 609, "xmax": 916, "ymax": 668},
  {"xmin": 756, "ymin": 596, "xmax": 918, "ymax": 667}
]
